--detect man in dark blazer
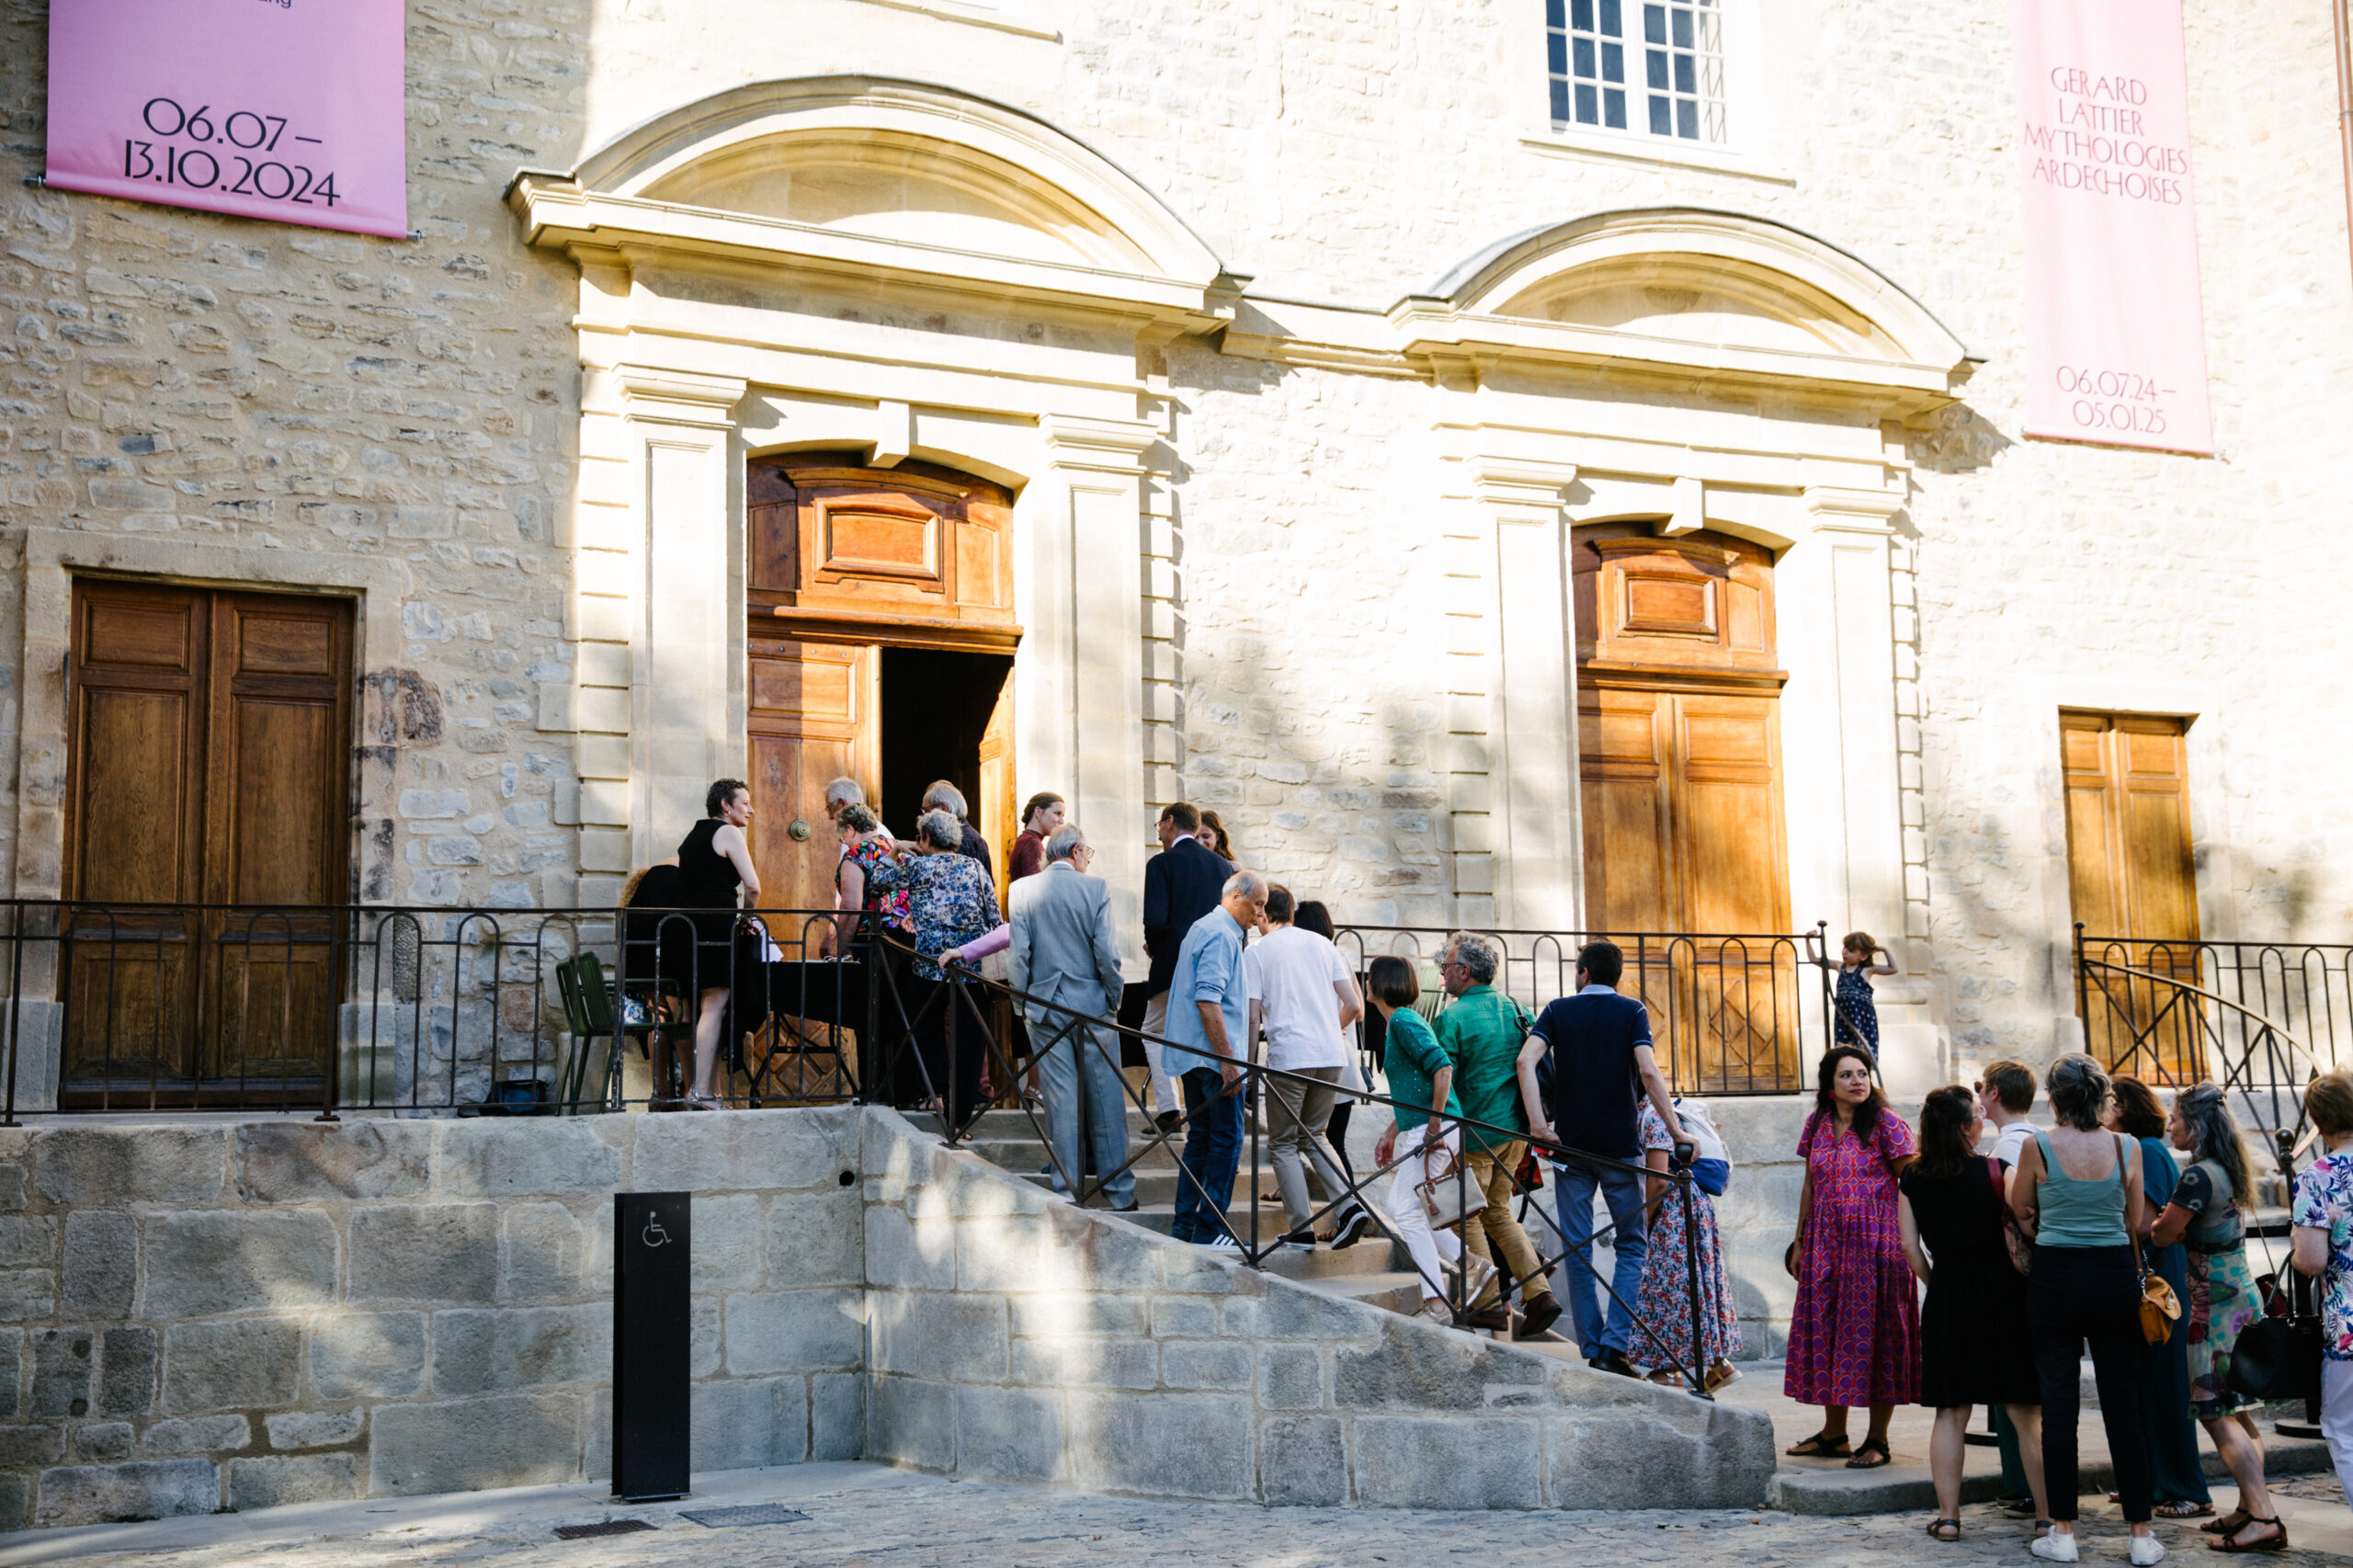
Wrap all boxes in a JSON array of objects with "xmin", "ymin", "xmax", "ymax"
[{"xmin": 1140, "ymin": 801, "xmax": 1228, "ymax": 1129}]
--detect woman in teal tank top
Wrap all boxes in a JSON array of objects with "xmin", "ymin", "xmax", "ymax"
[{"xmin": 2011, "ymin": 1053, "xmax": 2160, "ymax": 1565}]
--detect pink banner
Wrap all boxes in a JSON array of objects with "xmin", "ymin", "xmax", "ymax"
[
  {"xmin": 2010, "ymin": 0, "xmax": 2211, "ymax": 455},
  {"xmin": 45, "ymin": 0, "xmax": 408, "ymax": 241}
]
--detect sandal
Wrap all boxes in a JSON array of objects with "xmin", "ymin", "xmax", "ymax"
[
  {"xmin": 2212, "ymin": 1517, "xmax": 2288, "ymax": 1554},
  {"xmin": 1843, "ymin": 1437, "xmax": 1893, "ymax": 1469},
  {"xmin": 2204, "ymin": 1509, "xmax": 2253, "ymax": 1536},
  {"xmin": 1784, "ymin": 1431, "xmax": 1853, "ymax": 1458},
  {"xmin": 1926, "ymin": 1519, "xmax": 1961, "ymax": 1543},
  {"xmin": 2154, "ymin": 1501, "xmax": 2214, "ymax": 1520}
]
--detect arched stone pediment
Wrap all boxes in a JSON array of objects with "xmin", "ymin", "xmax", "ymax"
[{"xmin": 513, "ymin": 77, "xmax": 1225, "ymax": 322}]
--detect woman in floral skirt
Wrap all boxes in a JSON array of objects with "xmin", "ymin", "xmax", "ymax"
[
  {"xmin": 1784, "ymin": 1045, "xmax": 1920, "ymax": 1469},
  {"xmin": 1631, "ymin": 1097, "xmax": 1742, "ymax": 1391}
]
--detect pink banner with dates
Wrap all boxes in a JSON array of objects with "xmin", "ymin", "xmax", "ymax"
[
  {"xmin": 44, "ymin": 0, "xmax": 407, "ymax": 240},
  {"xmin": 2010, "ymin": 0, "xmax": 2211, "ymax": 454}
]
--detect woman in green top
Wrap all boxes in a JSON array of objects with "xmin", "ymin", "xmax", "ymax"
[
  {"xmin": 2153, "ymin": 1082, "xmax": 2281, "ymax": 1552},
  {"xmin": 1367, "ymin": 956, "xmax": 1492, "ymax": 1325}
]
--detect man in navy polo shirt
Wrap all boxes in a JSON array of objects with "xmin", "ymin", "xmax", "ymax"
[{"xmin": 1516, "ymin": 938, "xmax": 1689, "ymax": 1378}]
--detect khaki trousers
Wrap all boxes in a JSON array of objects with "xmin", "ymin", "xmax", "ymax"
[{"xmin": 1460, "ymin": 1139, "xmax": 1544, "ymax": 1306}]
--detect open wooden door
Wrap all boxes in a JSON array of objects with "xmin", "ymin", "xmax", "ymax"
[{"xmin": 747, "ymin": 639, "xmax": 880, "ymax": 920}]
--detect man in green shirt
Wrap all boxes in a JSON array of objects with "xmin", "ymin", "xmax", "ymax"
[{"xmin": 1432, "ymin": 934, "xmax": 1563, "ymax": 1339}]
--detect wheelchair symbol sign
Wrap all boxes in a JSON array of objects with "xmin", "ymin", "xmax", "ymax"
[{"xmin": 641, "ymin": 1215, "xmax": 673, "ymax": 1249}]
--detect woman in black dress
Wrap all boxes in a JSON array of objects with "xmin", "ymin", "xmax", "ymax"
[
  {"xmin": 1898, "ymin": 1084, "xmax": 2047, "ymax": 1541},
  {"xmin": 676, "ymin": 778, "xmax": 760, "ymax": 1109}
]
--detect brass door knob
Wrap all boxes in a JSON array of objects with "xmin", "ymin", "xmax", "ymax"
[{"xmin": 788, "ymin": 818, "xmax": 812, "ymax": 842}]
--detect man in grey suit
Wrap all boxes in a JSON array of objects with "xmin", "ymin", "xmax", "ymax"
[{"xmin": 1007, "ymin": 824, "xmax": 1135, "ymax": 1210}]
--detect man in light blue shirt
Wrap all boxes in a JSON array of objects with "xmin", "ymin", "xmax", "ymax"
[{"xmin": 1162, "ymin": 869, "xmax": 1268, "ymax": 1248}]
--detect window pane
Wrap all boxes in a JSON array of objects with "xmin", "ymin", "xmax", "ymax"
[
  {"xmin": 1576, "ymin": 83, "xmax": 1599, "ymax": 123},
  {"xmin": 1677, "ymin": 97, "xmax": 1698, "ymax": 138},
  {"xmin": 1648, "ymin": 94, "xmax": 1672, "ymax": 134},
  {"xmin": 1601, "ymin": 41, "xmax": 1623, "ymax": 82},
  {"xmin": 1643, "ymin": 4, "xmax": 1665, "ymax": 44},
  {"xmin": 1572, "ymin": 0, "xmax": 1593, "ymax": 28},
  {"xmin": 1547, "ymin": 0, "xmax": 1565, "ymax": 27},
  {"xmin": 1646, "ymin": 48, "xmax": 1669, "ymax": 88},
  {"xmin": 1604, "ymin": 87, "xmax": 1627, "ymax": 128},
  {"xmin": 1672, "ymin": 6, "xmax": 1692, "ymax": 47},
  {"xmin": 1574, "ymin": 36, "xmax": 1596, "ymax": 76},
  {"xmin": 1551, "ymin": 77, "xmax": 1572, "ymax": 121},
  {"xmin": 1674, "ymin": 51, "xmax": 1694, "ymax": 93},
  {"xmin": 1600, "ymin": 0, "xmax": 1621, "ymax": 37},
  {"xmin": 1550, "ymin": 30, "xmax": 1569, "ymax": 73}
]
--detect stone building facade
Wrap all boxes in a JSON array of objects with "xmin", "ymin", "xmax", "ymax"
[{"xmin": 0, "ymin": 0, "xmax": 2347, "ymax": 1105}]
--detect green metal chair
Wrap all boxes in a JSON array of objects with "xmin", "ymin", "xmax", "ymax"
[{"xmin": 553, "ymin": 951, "xmax": 624, "ymax": 1115}]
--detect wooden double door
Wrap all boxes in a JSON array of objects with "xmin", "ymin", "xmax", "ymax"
[
  {"xmin": 63, "ymin": 580, "xmax": 354, "ymax": 1100},
  {"xmin": 1574, "ymin": 527, "xmax": 1794, "ymax": 1091},
  {"xmin": 2063, "ymin": 710, "xmax": 2202, "ymax": 1078},
  {"xmin": 745, "ymin": 454, "xmax": 1019, "ymax": 919}
]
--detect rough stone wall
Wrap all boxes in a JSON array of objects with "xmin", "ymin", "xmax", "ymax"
[
  {"xmin": 862, "ymin": 1106, "xmax": 1773, "ymax": 1510},
  {"xmin": 0, "ymin": 0, "xmax": 2347, "ymax": 1067},
  {"xmin": 0, "ymin": 1108, "xmax": 866, "ymax": 1529}
]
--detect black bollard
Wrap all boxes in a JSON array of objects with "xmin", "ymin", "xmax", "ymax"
[{"xmin": 613, "ymin": 1191, "xmax": 691, "ymax": 1501}]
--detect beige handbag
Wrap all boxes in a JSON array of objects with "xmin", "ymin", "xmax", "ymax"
[{"xmin": 1414, "ymin": 1131, "xmax": 1487, "ymax": 1232}]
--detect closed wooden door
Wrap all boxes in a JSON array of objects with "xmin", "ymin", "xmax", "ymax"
[
  {"xmin": 2063, "ymin": 711, "xmax": 2202, "ymax": 1077},
  {"xmin": 747, "ymin": 638, "xmax": 881, "ymax": 921},
  {"xmin": 64, "ymin": 581, "xmax": 352, "ymax": 1098}
]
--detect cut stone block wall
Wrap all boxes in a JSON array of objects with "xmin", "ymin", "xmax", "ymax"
[{"xmin": 0, "ymin": 1104, "xmax": 1775, "ymax": 1527}]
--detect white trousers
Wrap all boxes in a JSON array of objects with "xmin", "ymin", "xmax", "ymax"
[
  {"xmin": 1383, "ymin": 1121, "xmax": 1462, "ymax": 1301},
  {"xmin": 1140, "ymin": 992, "xmax": 1181, "ymax": 1115},
  {"xmin": 2324, "ymin": 1357, "xmax": 2353, "ymax": 1514}
]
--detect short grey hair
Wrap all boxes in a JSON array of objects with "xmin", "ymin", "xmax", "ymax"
[
  {"xmin": 1444, "ymin": 932, "xmax": 1498, "ymax": 986},
  {"xmin": 2045, "ymin": 1051, "xmax": 2112, "ymax": 1131},
  {"xmin": 1222, "ymin": 869, "xmax": 1267, "ymax": 902},
  {"xmin": 915, "ymin": 809, "xmax": 962, "ymax": 851},
  {"xmin": 1045, "ymin": 824, "xmax": 1087, "ymax": 862},
  {"xmin": 824, "ymin": 777, "xmax": 865, "ymax": 811},
  {"xmin": 923, "ymin": 779, "xmax": 968, "ymax": 819}
]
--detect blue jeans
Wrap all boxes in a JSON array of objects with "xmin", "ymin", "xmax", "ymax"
[
  {"xmin": 1033, "ymin": 1013, "xmax": 1135, "ymax": 1209},
  {"xmin": 1171, "ymin": 1066, "xmax": 1244, "ymax": 1242},
  {"xmin": 1552, "ymin": 1154, "xmax": 1649, "ymax": 1356}
]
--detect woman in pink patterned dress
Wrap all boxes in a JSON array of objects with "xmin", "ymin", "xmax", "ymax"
[{"xmin": 1783, "ymin": 1045, "xmax": 1921, "ymax": 1469}]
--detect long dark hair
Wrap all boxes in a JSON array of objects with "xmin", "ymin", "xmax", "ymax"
[
  {"xmin": 2176, "ymin": 1082, "xmax": 2254, "ymax": 1207},
  {"xmin": 1814, "ymin": 1045, "xmax": 1888, "ymax": 1140},
  {"xmin": 2109, "ymin": 1075, "xmax": 2166, "ymax": 1140},
  {"xmin": 1914, "ymin": 1084, "xmax": 1977, "ymax": 1178}
]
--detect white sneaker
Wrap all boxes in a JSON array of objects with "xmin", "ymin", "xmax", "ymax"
[
  {"xmin": 1196, "ymin": 1233, "xmax": 1241, "ymax": 1254},
  {"xmin": 2029, "ymin": 1533, "xmax": 2080, "ymax": 1563},
  {"xmin": 1415, "ymin": 1299, "xmax": 1453, "ymax": 1324},
  {"xmin": 2128, "ymin": 1536, "xmax": 2165, "ymax": 1567}
]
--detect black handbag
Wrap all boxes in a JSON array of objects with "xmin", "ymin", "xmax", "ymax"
[{"xmin": 2226, "ymin": 1308, "xmax": 2322, "ymax": 1404}]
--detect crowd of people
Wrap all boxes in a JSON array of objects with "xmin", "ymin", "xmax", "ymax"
[{"xmin": 636, "ymin": 778, "xmax": 2353, "ymax": 1551}]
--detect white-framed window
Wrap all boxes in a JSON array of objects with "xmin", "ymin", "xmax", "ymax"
[{"xmin": 1546, "ymin": 0, "xmax": 1727, "ymax": 145}]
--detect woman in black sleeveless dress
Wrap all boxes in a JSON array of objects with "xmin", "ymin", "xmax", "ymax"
[{"xmin": 677, "ymin": 778, "xmax": 759, "ymax": 1108}]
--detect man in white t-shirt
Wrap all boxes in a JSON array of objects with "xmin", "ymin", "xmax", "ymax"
[{"xmin": 1245, "ymin": 884, "xmax": 1370, "ymax": 1247}]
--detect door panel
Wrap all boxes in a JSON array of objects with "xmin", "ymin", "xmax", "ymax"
[
  {"xmin": 1578, "ymin": 688, "xmax": 1674, "ymax": 934},
  {"xmin": 2064, "ymin": 710, "xmax": 2200, "ymax": 1077},
  {"xmin": 747, "ymin": 639, "xmax": 879, "ymax": 917}
]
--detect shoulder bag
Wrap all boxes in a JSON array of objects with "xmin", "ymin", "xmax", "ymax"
[
  {"xmin": 1988, "ymin": 1155, "xmax": 2036, "ymax": 1277},
  {"xmin": 1415, "ymin": 1134, "xmax": 1487, "ymax": 1232},
  {"xmin": 2120, "ymin": 1133, "xmax": 2181, "ymax": 1345}
]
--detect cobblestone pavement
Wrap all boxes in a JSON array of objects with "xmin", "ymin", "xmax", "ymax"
[{"xmin": 5, "ymin": 1462, "xmax": 2349, "ymax": 1568}]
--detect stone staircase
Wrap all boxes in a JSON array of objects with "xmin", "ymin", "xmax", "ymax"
[{"xmin": 959, "ymin": 1106, "xmax": 1569, "ymax": 1338}]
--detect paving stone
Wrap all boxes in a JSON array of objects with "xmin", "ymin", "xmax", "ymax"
[
  {"xmin": 1066, "ymin": 1392, "xmax": 1252, "ymax": 1499},
  {"xmin": 764, "ymin": 1189, "xmax": 860, "ymax": 1289},
  {"xmin": 436, "ymin": 1120, "xmax": 620, "ymax": 1198},
  {"xmin": 162, "ymin": 1319, "xmax": 301, "ymax": 1414},
  {"xmin": 226, "ymin": 1453, "xmax": 358, "ymax": 1510},
  {"xmin": 34, "ymin": 1128, "xmax": 227, "ymax": 1206},
  {"xmin": 239, "ymin": 1121, "xmax": 432, "ymax": 1201},
  {"xmin": 954, "ymin": 1384, "xmax": 1064, "ymax": 1483},
  {"xmin": 140, "ymin": 1415, "xmax": 251, "ymax": 1457},
  {"xmin": 722, "ymin": 1288, "xmax": 863, "ymax": 1375},
  {"xmin": 430, "ymin": 1305, "xmax": 610, "ymax": 1394},
  {"xmin": 32, "ymin": 1459, "xmax": 217, "ymax": 1528},
  {"xmin": 265, "ymin": 1409, "xmax": 363, "ymax": 1449},
  {"xmin": 689, "ymin": 1374, "xmax": 806, "ymax": 1470},
  {"xmin": 368, "ymin": 1392, "xmax": 581, "ymax": 1496},
  {"xmin": 1351, "ymin": 1413, "xmax": 1543, "ymax": 1509},
  {"xmin": 1258, "ymin": 1413, "xmax": 1348, "ymax": 1505},
  {"xmin": 95, "ymin": 1326, "xmax": 154, "ymax": 1417},
  {"xmin": 309, "ymin": 1312, "xmax": 426, "ymax": 1401},
  {"xmin": 60, "ymin": 1212, "xmax": 133, "ymax": 1318},
  {"xmin": 501, "ymin": 1201, "xmax": 585, "ymax": 1300},
  {"xmin": 349, "ymin": 1204, "xmax": 499, "ymax": 1304},
  {"xmin": 30, "ymin": 1328, "xmax": 93, "ymax": 1419},
  {"xmin": 142, "ymin": 1210, "xmax": 336, "ymax": 1317}
]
